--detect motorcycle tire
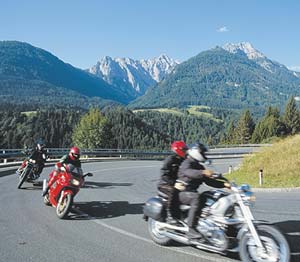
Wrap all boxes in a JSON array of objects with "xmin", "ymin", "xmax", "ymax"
[
  {"xmin": 148, "ymin": 218, "xmax": 173, "ymax": 246},
  {"xmin": 239, "ymin": 224, "xmax": 290, "ymax": 262},
  {"xmin": 56, "ymin": 193, "xmax": 73, "ymax": 219},
  {"xmin": 17, "ymin": 166, "xmax": 30, "ymax": 189}
]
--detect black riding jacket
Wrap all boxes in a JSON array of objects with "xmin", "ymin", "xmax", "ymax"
[
  {"xmin": 28, "ymin": 148, "xmax": 47, "ymax": 164},
  {"xmin": 178, "ymin": 157, "xmax": 225, "ymax": 192},
  {"xmin": 158, "ymin": 154, "xmax": 185, "ymax": 186}
]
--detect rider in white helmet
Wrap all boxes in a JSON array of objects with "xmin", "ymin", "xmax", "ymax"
[{"xmin": 177, "ymin": 143, "xmax": 230, "ymax": 239}]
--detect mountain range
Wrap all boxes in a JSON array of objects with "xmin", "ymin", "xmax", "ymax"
[
  {"xmin": 88, "ymin": 54, "xmax": 178, "ymax": 99},
  {"xmin": 0, "ymin": 41, "xmax": 130, "ymax": 108},
  {"xmin": 1, "ymin": 40, "xmax": 300, "ymax": 112},
  {"xmin": 130, "ymin": 42, "xmax": 300, "ymax": 112}
]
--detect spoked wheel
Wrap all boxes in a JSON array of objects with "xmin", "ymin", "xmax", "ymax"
[
  {"xmin": 148, "ymin": 218, "xmax": 173, "ymax": 246},
  {"xmin": 56, "ymin": 193, "xmax": 73, "ymax": 219},
  {"xmin": 17, "ymin": 167, "xmax": 30, "ymax": 189},
  {"xmin": 239, "ymin": 224, "xmax": 290, "ymax": 262}
]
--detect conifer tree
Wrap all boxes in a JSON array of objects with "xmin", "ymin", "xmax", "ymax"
[
  {"xmin": 283, "ymin": 96, "xmax": 300, "ymax": 135},
  {"xmin": 235, "ymin": 110, "xmax": 255, "ymax": 144}
]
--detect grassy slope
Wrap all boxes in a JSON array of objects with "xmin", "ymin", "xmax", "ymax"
[
  {"xmin": 227, "ymin": 135, "xmax": 300, "ymax": 188},
  {"xmin": 133, "ymin": 106, "xmax": 222, "ymax": 122}
]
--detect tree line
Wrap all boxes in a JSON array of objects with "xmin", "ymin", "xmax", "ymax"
[
  {"xmin": 0, "ymin": 97, "xmax": 299, "ymax": 150},
  {"xmin": 222, "ymin": 97, "xmax": 300, "ymax": 144}
]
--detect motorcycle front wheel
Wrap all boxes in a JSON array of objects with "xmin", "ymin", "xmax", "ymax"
[
  {"xmin": 148, "ymin": 218, "xmax": 173, "ymax": 246},
  {"xmin": 17, "ymin": 166, "xmax": 30, "ymax": 189},
  {"xmin": 239, "ymin": 224, "xmax": 290, "ymax": 262},
  {"xmin": 56, "ymin": 193, "xmax": 73, "ymax": 219},
  {"xmin": 43, "ymin": 194, "xmax": 51, "ymax": 206}
]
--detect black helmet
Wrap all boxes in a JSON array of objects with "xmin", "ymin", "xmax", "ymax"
[{"xmin": 36, "ymin": 139, "xmax": 45, "ymax": 151}]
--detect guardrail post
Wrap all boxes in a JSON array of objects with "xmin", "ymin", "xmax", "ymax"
[
  {"xmin": 259, "ymin": 169, "xmax": 263, "ymax": 186},
  {"xmin": 228, "ymin": 165, "xmax": 232, "ymax": 174}
]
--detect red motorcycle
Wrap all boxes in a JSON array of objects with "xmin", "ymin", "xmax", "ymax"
[{"xmin": 42, "ymin": 164, "xmax": 93, "ymax": 219}]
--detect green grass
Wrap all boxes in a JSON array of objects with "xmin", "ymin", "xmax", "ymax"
[
  {"xmin": 134, "ymin": 106, "xmax": 222, "ymax": 122},
  {"xmin": 21, "ymin": 111, "xmax": 37, "ymax": 117},
  {"xmin": 227, "ymin": 135, "xmax": 300, "ymax": 188}
]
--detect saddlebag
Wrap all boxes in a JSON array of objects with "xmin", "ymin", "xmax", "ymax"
[{"xmin": 143, "ymin": 197, "xmax": 165, "ymax": 221}]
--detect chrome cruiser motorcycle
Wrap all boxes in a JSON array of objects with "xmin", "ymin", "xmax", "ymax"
[{"xmin": 143, "ymin": 174, "xmax": 290, "ymax": 262}]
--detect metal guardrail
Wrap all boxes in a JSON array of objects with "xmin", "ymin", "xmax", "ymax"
[{"xmin": 0, "ymin": 144, "xmax": 266, "ymax": 164}]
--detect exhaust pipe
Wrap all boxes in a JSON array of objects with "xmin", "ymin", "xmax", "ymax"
[
  {"xmin": 163, "ymin": 231, "xmax": 190, "ymax": 245},
  {"xmin": 156, "ymin": 222, "xmax": 189, "ymax": 232}
]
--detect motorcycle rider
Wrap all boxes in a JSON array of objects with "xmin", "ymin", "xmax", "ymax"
[
  {"xmin": 42, "ymin": 146, "xmax": 81, "ymax": 196},
  {"xmin": 158, "ymin": 141, "xmax": 188, "ymax": 224},
  {"xmin": 177, "ymin": 143, "xmax": 231, "ymax": 238},
  {"xmin": 16, "ymin": 140, "xmax": 48, "ymax": 179}
]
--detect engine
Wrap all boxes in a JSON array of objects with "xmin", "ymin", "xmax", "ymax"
[{"xmin": 196, "ymin": 219, "xmax": 228, "ymax": 250}]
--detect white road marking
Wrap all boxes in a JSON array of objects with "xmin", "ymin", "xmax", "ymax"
[
  {"xmin": 88, "ymin": 165, "xmax": 159, "ymax": 173},
  {"xmin": 72, "ymin": 208, "xmax": 234, "ymax": 262}
]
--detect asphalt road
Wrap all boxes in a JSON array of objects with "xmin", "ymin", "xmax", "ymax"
[{"xmin": 0, "ymin": 158, "xmax": 299, "ymax": 262}]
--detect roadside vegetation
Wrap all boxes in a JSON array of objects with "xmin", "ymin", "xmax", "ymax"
[{"xmin": 226, "ymin": 135, "xmax": 300, "ymax": 188}]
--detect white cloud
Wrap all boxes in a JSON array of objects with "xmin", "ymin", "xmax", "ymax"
[
  {"xmin": 217, "ymin": 26, "xmax": 229, "ymax": 33},
  {"xmin": 288, "ymin": 65, "xmax": 300, "ymax": 72}
]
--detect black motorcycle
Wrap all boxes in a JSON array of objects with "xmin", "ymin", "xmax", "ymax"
[{"xmin": 17, "ymin": 159, "xmax": 40, "ymax": 189}]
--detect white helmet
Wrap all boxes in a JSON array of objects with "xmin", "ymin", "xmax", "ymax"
[{"xmin": 187, "ymin": 143, "xmax": 208, "ymax": 163}]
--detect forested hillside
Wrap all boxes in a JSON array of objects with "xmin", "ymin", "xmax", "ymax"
[
  {"xmin": 0, "ymin": 41, "xmax": 130, "ymax": 107},
  {"xmin": 130, "ymin": 47, "xmax": 300, "ymax": 112}
]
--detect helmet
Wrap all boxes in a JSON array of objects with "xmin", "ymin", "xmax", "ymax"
[
  {"xmin": 36, "ymin": 139, "xmax": 45, "ymax": 151},
  {"xmin": 187, "ymin": 143, "xmax": 208, "ymax": 163},
  {"xmin": 69, "ymin": 146, "xmax": 80, "ymax": 160},
  {"xmin": 171, "ymin": 141, "xmax": 188, "ymax": 158}
]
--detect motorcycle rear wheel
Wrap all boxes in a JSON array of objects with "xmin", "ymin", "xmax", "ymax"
[
  {"xmin": 148, "ymin": 218, "xmax": 173, "ymax": 246},
  {"xmin": 239, "ymin": 224, "xmax": 290, "ymax": 262},
  {"xmin": 17, "ymin": 166, "xmax": 30, "ymax": 189},
  {"xmin": 56, "ymin": 193, "xmax": 73, "ymax": 219}
]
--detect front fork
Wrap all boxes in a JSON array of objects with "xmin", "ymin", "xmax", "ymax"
[{"xmin": 236, "ymin": 192, "xmax": 264, "ymax": 248}]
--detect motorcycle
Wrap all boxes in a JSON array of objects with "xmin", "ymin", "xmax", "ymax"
[
  {"xmin": 17, "ymin": 159, "xmax": 41, "ymax": 189},
  {"xmin": 143, "ymin": 173, "xmax": 290, "ymax": 262},
  {"xmin": 42, "ymin": 164, "xmax": 93, "ymax": 219}
]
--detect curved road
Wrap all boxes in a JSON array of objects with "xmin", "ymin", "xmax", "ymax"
[{"xmin": 1, "ymin": 159, "xmax": 300, "ymax": 262}]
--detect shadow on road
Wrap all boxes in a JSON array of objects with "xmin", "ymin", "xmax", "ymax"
[
  {"xmin": 19, "ymin": 181, "xmax": 43, "ymax": 190},
  {"xmin": 274, "ymin": 220, "xmax": 300, "ymax": 262},
  {"xmin": 71, "ymin": 201, "xmax": 144, "ymax": 219},
  {"xmin": 82, "ymin": 181, "xmax": 133, "ymax": 189}
]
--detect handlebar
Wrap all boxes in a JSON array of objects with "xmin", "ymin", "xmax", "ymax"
[
  {"xmin": 211, "ymin": 172, "xmax": 229, "ymax": 183},
  {"xmin": 83, "ymin": 172, "xmax": 93, "ymax": 178}
]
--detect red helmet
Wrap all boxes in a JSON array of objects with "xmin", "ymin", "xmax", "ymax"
[
  {"xmin": 171, "ymin": 141, "xmax": 188, "ymax": 158},
  {"xmin": 69, "ymin": 146, "xmax": 80, "ymax": 160}
]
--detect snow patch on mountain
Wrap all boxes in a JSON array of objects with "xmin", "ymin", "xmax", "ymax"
[
  {"xmin": 89, "ymin": 54, "xmax": 179, "ymax": 97},
  {"xmin": 223, "ymin": 42, "xmax": 300, "ymax": 77}
]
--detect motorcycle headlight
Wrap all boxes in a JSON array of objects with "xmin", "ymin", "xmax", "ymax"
[
  {"xmin": 242, "ymin": 191, "xmax": 256, "ymax": 203},
  {"xmin": 71, "ymin": 178, "xmax": 80, "ymax": 186}
]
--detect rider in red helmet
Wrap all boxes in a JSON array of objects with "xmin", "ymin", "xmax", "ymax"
[
  {"xmin": 42, "ymin": 146, "xmax": 81, "ymax": 196},
  {"xmin": 157, "ymin": 141, "xmax": 188, "ymax": 224}
]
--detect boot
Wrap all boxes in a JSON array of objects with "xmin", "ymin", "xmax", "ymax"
[
  {"xmin": 166, "ymin": 210, "xmax": 178, "ymax": 225},
  {"xmin": 42, "ymin": 185, "xmax": 49, "ymax": 197}
]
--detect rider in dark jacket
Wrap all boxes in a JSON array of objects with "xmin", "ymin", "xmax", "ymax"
[
  {"xmin": 177, "ymin": 143, "xmax": 230, "ymax": 238},
  {"xmin": 158, "ymin": 141, "xmax": 188, "ymax": 223},
  {"xmin": 16, "ymin": 140, "xmax": 47, "ymax": 179}
]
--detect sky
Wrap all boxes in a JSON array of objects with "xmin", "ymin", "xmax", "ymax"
[{"xmin": 1, "ymin": 0, "xmax": 300, "ymax": 70}]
